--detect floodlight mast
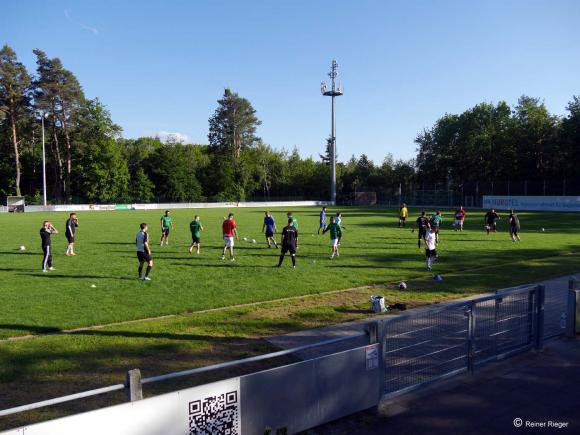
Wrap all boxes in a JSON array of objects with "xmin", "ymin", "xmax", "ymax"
[{"xmin": 321, "ymin": 60, "xmax": 343, "ymax": 205}]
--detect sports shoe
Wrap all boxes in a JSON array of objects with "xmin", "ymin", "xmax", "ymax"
[
  {"xmin": 42, "ymin": 269, "xmax": 47, "ymax": 273},
  {"xmin": 221, "ymin": 255, "xmax": 225, "ymax": 260},
  {"xmin": 143, "ymin": 276, "xmax": 152, "ymax": 281},
  {"xmin": 49, "ymin": 267, "xmax": 56, "ymax": 271},
  {"xmin": 230, "ymin": 258, "xmax": 235, "ymax": 262},
  {"xmin": 427, "ymin": 266, "xmax": 431, "ymax": 271}
]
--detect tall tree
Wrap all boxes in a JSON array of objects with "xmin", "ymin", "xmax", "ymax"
[
  {"xmin": 0, "ymin": 45, "xmax": 31, "ymax": 196},
  {"xmin": 208, "ymin": 88, "xmax": 261, "ymax": 158}
]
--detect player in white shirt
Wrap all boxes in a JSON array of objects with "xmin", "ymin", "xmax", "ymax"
[{"xmin": 425, "ymin": 226, "xmax": 438, "ymax": 271}]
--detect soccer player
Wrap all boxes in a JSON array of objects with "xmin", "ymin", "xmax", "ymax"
[
  {"xmin": 335, "ymin": 212, "xmax": 345, "ymax": 245},
  {"xmin": 222, "ymin": 213, "xmax": 238, "ymax": 261},
  {"xmin": 509, "ymin": 210, "xmax": 521, "ymax": 242},
  {"xmin": 277, "ymin": 218, "xmax": 298, "ymax": 268},
  {"xmin": 160, "ymin": 210, "xmax": 174, "ymax": 246},
  {"xmin": 64, "ymin": 213, "xmax": 79, "ymax": 256},
  {"xmin": 430, "ymin": 211, "xmax": 443, "ymax": 243},
  {"xmin": 136, "ymin": 223, "xmax": 153, "ymax": 280},
  {"xmin": 262, "ymin": 211, "xmax": 278, "ymax": 248},
  {"xmin": 323, "ymin": 216, "xmax": 341, "ymax": 259},
  {"xmin": 188, "ymin": 215, "xmax": 204, "ymax": 254},
  {"xmin": 416, "ymin": 211, "xmax": 429, "ymax": 248},
  {"xmin": 484, "ymin": 208, "xmax": 500, "ymax": 235},
  {"xmin": 425, "ymin": 226, "xmax": 438, "ymax": 271},
  {"xmin": 286, "ymin": 212, "xmax": 298, "ymax": 230},
  {"xmin": 318, "ymin": 206, "xmax": 327, "ymax": 234},
  {"xmin": 454, "ymin": 206, "xmax": 466, "ymax": 231},
  {"xmin": 40, "ymin": 221, "xmax": 58, "ymax": 272},
  {"xmin": 399, "ymin": 203, "xmax": 409, "ymax": 228}
]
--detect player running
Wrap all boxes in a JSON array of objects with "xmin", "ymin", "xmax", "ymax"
[
  {"xmin": 509, "ymin": 210, "xmax": 521, "ymax": 242},
  {"xmin": 262, "ymin": 211, "xmax": 278, "ymax": 248},
  {"xmin": 136, "ymin": 223, "xmax": 153, "ymax": 280},
  {"xmin": 416, "ymin": 211, "xmax": 429, "ymax": 248},
  {"xmin": 318, "ymin": 206, "xmax": 327, "ymax": 234},
  {"xmin": 222, "ymin": 213, "xmax": 238, "ymax": 261},
  {"xmin": 323, "ymin": 216, "xmax": 341, "ymax": 259},
  {"xmin": 484, "ymin": 209, "xmax": 500, "ymax": 235},
  {"xmin": 399, "ymin": 203, "xmax": 408, "ymax": 228},
  {"xmin": 64, "ymin": 213, "xmax": 79, "ymax": 256},
  {"xmin": 160, "ymin": 210, "xmax": 174, "ymax": 246},
  {"xmin": 188, "ymin": 215, "xmax": 204, "ymax": 254},
  {"xmin": 277, "ymin": 218, "xmax": 298, "ymax": 268},
  {"xmin": 425, "ymin": 226, "xmax": 438, "ymax": 271},
  {"xmin": 453, "ymin": 206, "xmax": 466, "ymax": 231},
  {"xmin": 430, "ymin": 211, "xmax": 443, "ymax": 243},
  {"xmin": 40, "ymin": 221, "xmax": 58, "ymax": 272}
]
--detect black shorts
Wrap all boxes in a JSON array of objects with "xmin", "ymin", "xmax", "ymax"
[
  {"xmin": 66, "ymin": 233, "xmax": 75, "ymax": 243},
  {"xmin": 509, "ymin": 226, "xmax": 519, "ymax": 235},
  {"xmin": 191, "ymin": 235, "xmax": 200, "ymax": 244},
  {"xmin": 400, "ymin": 217, "xmax": 406, "ymax": 222},
  {"xmin": 418, "ymin": 227, "xmax": 426, "ymax": 239},
  {"xmin": 162, "ymin": 228, "xmax": 170, "ymax": 236},
  {"xmin": 137, "ymin": 251, "xmax": 152, "ymax": 262},
  {"xmin": 265, "ymin": 230, "xmax": 274, "ymax": 238},
  {"xmin": 426, "ymin": 249, "xmax": 437, "ymax": 258},
  {"xmin": 281, "ymin": 244, "xmax": 296, "ymax": 255}
]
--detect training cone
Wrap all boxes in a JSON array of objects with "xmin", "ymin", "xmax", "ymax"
[{"xmin": 433, "ymin": 275, "xmax": 443, "ymax": 281}]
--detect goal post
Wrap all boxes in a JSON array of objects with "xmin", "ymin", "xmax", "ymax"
[{"xmin": 6, "ymin": 196, "xmax": 25, "ymax": 212}]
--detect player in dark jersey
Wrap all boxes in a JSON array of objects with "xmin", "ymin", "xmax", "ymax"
[
  {"xmin": 262, "ymin": 211, "xmax": 278, "ymax": 248},
  {"xmin": 508, "ymin": 210, "xmax": 521, "ymax": 242},
  {"xmin": 484, "ymin": 209, "xmax": 500, "ymax": 235},
  {"xmin": 136, "ymin": 222, "xmax": 153, "ymax": 280},
  {"xmin": 40, "ymin": 221, "xmax": 58, "ymax": 272},
  {"xmin": 416, "ymin": 211, "xmax": 429, "ymax": 248},
  {"xmin": 277, "ymin": 218, "xmax": 298, "ymax": 268},
  {"xmin": 64, "ymin": 213, "xmax": 79, "ymax": 256}
]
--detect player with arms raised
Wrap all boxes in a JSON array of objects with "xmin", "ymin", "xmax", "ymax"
[
  {"xmin": 64, "ymin": 213, "xmax": 79, "ymax": 256},
  {"xmin": 40, "ymin": 220, "xmax": 58, "ymax": 273}
]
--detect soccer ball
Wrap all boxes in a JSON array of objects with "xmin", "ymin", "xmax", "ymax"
[
  {"xmin": 252, "ymin": 239, "xmax": 256, "ymax": 244},
  {"xmin": 243, "ymin": 237, "xmax": 248, "ymax": 241},
  {"xmin": 541, "ymin": 228, "xmax": 545, "ymax": 232},
  {"xmin": 399, "ymin": 282, "xmax": 407, "ymax": 290},
  {"xmin": 19, "ymin": 246, "xmax": 26, "ymax": 251},
  {"xmin": 91, "ymin": 284, "xmax": 96, "ymax": 288}
]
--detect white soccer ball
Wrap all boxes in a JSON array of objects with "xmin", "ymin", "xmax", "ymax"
[
  {"xmin": 91, "ymin": 284, "xmax": 96, "ymax": 288},
  {"xmin": 541, "ymin": 228, "xmax": 545, "ymax": 232},
  {"xmin": 252, "ymin": 239, "xmax": 256, "ymax": 244},
  {"xmin": 19, "ymin": 246, "xmax": 26, "ymax": 251},
  {"xmin": 399, "ymin": 282, "xmax": 407, "ymax": 290},
  {"xmin": 243, "ymin": 237, "xmax": 248, "ymax": 241}
]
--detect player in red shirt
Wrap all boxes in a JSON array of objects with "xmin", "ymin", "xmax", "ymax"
[
  {"xmin": 453, "ymin": 206, "xmax": 466, "ymax": 231},
  {"xmin": 221, "ymin": 213, "xmax": 238, "ymax": 261}
]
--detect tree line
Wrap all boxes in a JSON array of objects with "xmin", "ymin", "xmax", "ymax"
[{"xmin": 2, "ymin": 44, "xmax": 578, "ymax": 205}]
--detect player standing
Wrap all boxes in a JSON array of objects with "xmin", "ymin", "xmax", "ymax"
[
  {"xmin": 40, "ymin": 220, "xmax": 58, "ymax": 272},
  {"xmin": 509, "ymin": 210, "xmax": 521, "ymax": 242},
  {"xmin": 160, "ymin": 210, "xmax": 174, "ymax": 246},
  {"xmin": 484, "ymin": 209, "xmax": 500, "ymax": 235},
  {"xmin": 323, "ymin": 216, "xmax": 341, "ymax": 259},
  {"xmin": 425, "ymin": 226, "xmax": 438, "ymax": 271},
  {"xmin": 416, "ymin": 211, "xmax": 429, "ymax": 248},
  {"xmin": 222, "ymin": 213, "xmax": 238, "ymax": 261},
  {"xmin": 188, "ymin": 215, "xmax": 204, "ymax": 254},
  {"xmin": 430, "ymin": 211, "xmax": 443, "ymax": 243},
  {"xmin": 335, "ymin": 212, "xmax": 345, "ymax": 245},
  {"xmin": 318, "ymin": 206, "xmax": 327, "ymax": 234},
  {"xmin": 399, "ymin": 203, "xmax": 409, "ymax": 228},
  {"xmin": 277, "ymin": 218, "xmax": 298, "ymax": 268},
  {"xmin": 136, "ymin": 223, "xmax": 153, "ymax": 280},
  {"xmin": 453, "ymin": 206, "xmax": 466, "ymax": 231},
  {"xmin": 262, "ymin": 211, "xmax": 278, "ymax": 248},
  {"xmin": 64, "ymin": 213, "xmax": 79, "ymax": 256}
]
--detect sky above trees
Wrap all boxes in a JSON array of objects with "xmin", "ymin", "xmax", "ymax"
[{"xmin": 3, "ymin": 0, "xmax": 580, "ymax": 162}]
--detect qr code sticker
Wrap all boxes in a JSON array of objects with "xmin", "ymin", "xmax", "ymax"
[{"xmin": 189, "ymin": 390, "xmax": 240, "ymax": 435}]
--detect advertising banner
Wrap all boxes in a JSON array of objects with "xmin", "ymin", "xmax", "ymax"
[{"xmin": 482, "ymin": 196, "xmax": 580, "ymax": 212}]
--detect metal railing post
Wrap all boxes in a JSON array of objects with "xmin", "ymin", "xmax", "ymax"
[
  {"xmin": 535, "ymin": 285, "xmax": 546, "ymax": 351},
  {"xmin": 366, "ymin": 321, "xmax": 379, "ymax": 344},
  {"xmin": 126, "ymin": 368, "xmax": 143, "ymax": 402},
  {"xmin": 465, "ymin": 303, "xmax": 475, "ymax": 374},
  {"xmin": 567, "ymin": 278, "xmax": 579, "ymax": 338}
]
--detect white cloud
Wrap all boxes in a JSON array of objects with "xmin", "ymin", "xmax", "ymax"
[
  {"xmin": 64, "ymin": 9, "xmax": 99, "ymax": 35},
  {"xmin": 155, "ymin": 131, "xmax": 189, "ymax": 144}
]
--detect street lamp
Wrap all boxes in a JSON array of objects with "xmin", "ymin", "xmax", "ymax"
[
  {"xmin": 37, "ymin": 111, "xmax": 48, "ymax": 207},
  {"xmin": 321, "ymin": 60, "xmax": 343, "ymax": 205}
]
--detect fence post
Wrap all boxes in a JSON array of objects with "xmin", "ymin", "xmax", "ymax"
[
  {"xmin": 535, "ymin": 285, "xmax": 546, "ymax": 351},
  {"xmin": 126, "ymin": 368, "xmax": 143, "ymax": 402},
  {"xmin": 567, "ymin": 278, "xmax": 579, "ymax": 338},
  {"xmin": 465, "ymin": 303, "xmax": 475, "ymax": 374},
  {"xmin": 367, "ymin": 321, "xmax": 378, "ymax": 344}
]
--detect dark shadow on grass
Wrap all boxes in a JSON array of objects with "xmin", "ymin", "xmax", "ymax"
[
  {"xmin": 0, "ymin": 251, "xmax": 38, "ymax": 256},
  {"xmin": 0, "ymin": 324, "xmax": 61, "ymax": 334},
  {"xmin": 16, "ymin": 273, "xmax": 137, "ymax": 281}
]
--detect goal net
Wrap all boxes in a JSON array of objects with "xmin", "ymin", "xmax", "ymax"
[{"xmin": 6, "ymin": 196, "xmax": 25, "ymax": 212}]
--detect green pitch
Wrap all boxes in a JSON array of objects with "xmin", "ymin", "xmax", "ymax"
[{"xmin": 1, "ymin": 206, "xmax": 578, "ymax": 340}]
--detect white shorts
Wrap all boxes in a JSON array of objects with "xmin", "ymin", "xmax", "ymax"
[
  {"xmin": 331, "ymin": 238, "xmax": 339, "ymax": 247},
  {"xmin": 454, "ymin": 220, "xmax": 464, "ymax": 226},
  {"xmin": 223, "ymin": 236, "xmax": 234, "ymax": 248}
]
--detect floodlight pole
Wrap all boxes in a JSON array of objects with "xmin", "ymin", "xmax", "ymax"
[
  {"xmin": 41, "ymin": 113, "xmax": 47, "ymax": 206},
  {"xmin": 321, "ymin": 60, "xmax": 343, "ymax": 205}
]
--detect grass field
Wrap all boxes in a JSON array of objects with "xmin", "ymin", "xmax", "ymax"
[{"xmin": 1, "ymin": 206, "xmax": 580, "ymax": 429}]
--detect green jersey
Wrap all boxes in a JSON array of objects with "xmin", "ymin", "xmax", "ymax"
[
  {"xmin": 161, "ymin": 215, "xmax": 172, "ymax": 229},
  {"xmin": 326, "ymin": 222, "xmax": 340, "ymax": 239},
  {"xmin": 431, "ymin": 214, "xmax": 443, "ymax": 227},
  {"xmin": 291, "ymin": 217, "xmax": 298, "ymax": 229},
  {"xmin": 189, "ymin": 220, "xmax": 202, "ymax": 238}
]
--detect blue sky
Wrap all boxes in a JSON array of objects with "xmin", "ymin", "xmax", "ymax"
[{"xmin": 2, "ymin": 0, "xmax": 579, "ymax": 163}]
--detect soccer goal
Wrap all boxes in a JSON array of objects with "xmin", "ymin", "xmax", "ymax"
[{"xmin": 6, "ymin": 196, "xmax": 25, "ymax": 212}]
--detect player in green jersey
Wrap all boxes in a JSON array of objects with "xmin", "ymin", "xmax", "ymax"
[
  {"xmin": 188, "ymin": 215, "xmax": 204, "ymax": 254},
  {"xmin": 160, "ymin": 210, "xmax": 174, "ymax": 246},
  {"xmin": 323, "ymin": 216, "xmax": 341, "ymax": 259}
]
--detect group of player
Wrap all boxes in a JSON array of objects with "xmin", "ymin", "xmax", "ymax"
[
  {"xmin": 398, "ymin": 204, "xmax": 523, "ymax": 270},
  {"xmin": 38, "ymin": 213, "xmax": 79, "ymax": 273}
]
